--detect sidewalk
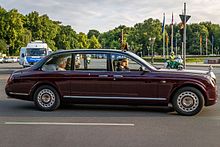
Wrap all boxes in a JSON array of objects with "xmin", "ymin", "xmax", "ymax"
[{"xmin": 153, "ymin": 62, "xmax": 220, "ymax": 68}]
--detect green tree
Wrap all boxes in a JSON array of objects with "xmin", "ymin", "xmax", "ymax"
[
  {"xmin": 4, "ymin": 9, "xmax": 26, "ymax": 55},
  {"xmin": 55, "ymin": 25, "xmax": 78, "ymax": 49},
  {"xmin": 40, "ymin": 15, "xmax": 59, "ymax": 50},
  {"xmin": 0, "ymin": 39, "xmax": 7, "ymax": 53},
  {"xmin": 127, "ymin": 18, "xmax": 162, "ymax": 54},
  {"xmin": 24, "ymin": 11, "xmax": 42, "ymax": 40},
  {"xmin": 88, "ymin": 35, "xmax": 101, "ymax": 49},
  {"xmin": 0, "ymin": 7, "xmax": 7, "ymax": 39},
  {"xmin": 25, "ymin": 12, "xmax": 59, "ymax": 50},
  {"xmin": 87, "ymin": 29, "xmax": 100, "ymax": 39},
  {"xmin": 77, "ymin": 32, "xmax": 89, "ymax": 48},
  {"xmin": 99, "ymin": 25, "xmax": 128, "ymax": 49}
]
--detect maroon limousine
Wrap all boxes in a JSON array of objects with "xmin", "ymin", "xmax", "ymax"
[{"xmin": 5, "ymin": 49, "xmax": 218, "ymax": 115}]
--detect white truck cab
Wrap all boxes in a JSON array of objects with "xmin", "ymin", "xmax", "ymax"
[{"xmin": 19, "ymin": 41, "xmax": 52, "ymax": 67}]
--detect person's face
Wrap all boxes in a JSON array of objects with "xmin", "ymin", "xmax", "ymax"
[
  {"xmin": 59, "ymin": 58, "xmax": 66, "ymax": 68},
  {"xmin": 122, "ymin": 60, "xmax": 128, "ymax": 67}
]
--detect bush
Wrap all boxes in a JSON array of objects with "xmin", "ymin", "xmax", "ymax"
[{"xmin": 142, "ymin": 56, "xmax": 210, "ymax": 63}]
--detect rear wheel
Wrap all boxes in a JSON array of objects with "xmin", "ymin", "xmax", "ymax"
[
  {"xmin": 33, "ymin": 85, "xmax": 60, "ymax": 111},
  {"xmin": 172, "ymin": 87, "xmax": 204, "ymax": 116}
]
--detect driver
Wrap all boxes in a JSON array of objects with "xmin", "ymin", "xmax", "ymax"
[{"xmin": 116, "ymin": 58, "xmax": 130, "ymax": 71}]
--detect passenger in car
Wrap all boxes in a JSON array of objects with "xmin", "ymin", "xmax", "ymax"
[
  {"xmin": 65, "ymin": 58, "xmax": 71, "ymax": 70},
  {"xmin": 57, "ymin": 58, "xmax": 67, "ymax": 71},
  {"xmin": 116, "ymin": 58, "xmax": 130, "ymax": 71}
]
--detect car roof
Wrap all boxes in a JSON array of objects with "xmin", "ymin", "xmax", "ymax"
[{"xmin": 52, "ymin": 49, "xmax": 127, "ymax": 55}]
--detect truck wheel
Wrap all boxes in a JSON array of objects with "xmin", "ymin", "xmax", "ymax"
[
  {"xmin": 34, "ymin": 85, "xmax": 60, "ymax": 111},
  {"xmin": 172, "ymin": 87, "xmax": 204, "ymax": 116}
]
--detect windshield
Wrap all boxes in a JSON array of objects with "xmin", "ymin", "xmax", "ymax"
[
  {"xmin": 126, "ymin": 51, "xmax": 157, "ymax": 71},
  {"xmin": 26, "ymin": 48, "xmax": 46, "ymax": 56}
]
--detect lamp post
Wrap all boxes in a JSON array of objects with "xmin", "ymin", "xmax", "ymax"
[
  {"xmin": 149, "ymin": 37, "xmax": 156, "ymax": 63},
  {"xmin": 179, "ymin": 3, "xmax": 191, "ymax": 69}
]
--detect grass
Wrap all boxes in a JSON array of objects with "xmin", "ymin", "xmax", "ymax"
[{"xmin": 142, "ymin": 56, "xmax": 218, "ymax": 63}]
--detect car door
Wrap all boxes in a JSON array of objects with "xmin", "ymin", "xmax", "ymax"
[
  {"xmin": 68, "ymin": 52, "xmax": 114, "ymax": 98},
  {"xmin": 40, "ymin": 53, "xmax": 73, "ymax": 96},
  {"xmin": 109, "ymin": 53, "xmax": 162, "ymax": 104}
]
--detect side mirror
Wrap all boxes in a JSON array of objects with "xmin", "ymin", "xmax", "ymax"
[{"xmin": 21, "ymin": 53, "xmax": 25, "ymax": 58}]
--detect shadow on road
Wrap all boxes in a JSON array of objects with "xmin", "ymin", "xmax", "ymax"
[{"xmin": 0, "ymin": 100, "xmax": 177, "ymax": 118}]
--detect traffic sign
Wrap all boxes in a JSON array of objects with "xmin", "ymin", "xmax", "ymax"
[{"xmin": 179, "ymin": 15, "xmax": 191, "ymax": 23}]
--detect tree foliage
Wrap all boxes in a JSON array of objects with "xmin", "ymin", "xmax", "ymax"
[
  {"xmin": 0, "ymin": 39, "xmax": 7, "ymax": 53},
  {"xmin": 1, "ymin": 6, "xmax": 220, "ymax": 56},
  {"xmin": 89, "ymin": 35, "xmax": 101, "ymax": 49},
  {"xmin": 87, "ymin": 29, "xmax": 100, "ymax": 39},
  {"xmin": 55, "ymin": 25, "xmax": 78, "ymax": 49}
]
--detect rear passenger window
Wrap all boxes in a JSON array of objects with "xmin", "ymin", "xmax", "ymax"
[
  {"xmin": 42, "ymin": 53, "xmax": 72, "ymax": 71},
  {"xmin": 74, "ymin": 53, "xmax": 107, "ymax": 71}
]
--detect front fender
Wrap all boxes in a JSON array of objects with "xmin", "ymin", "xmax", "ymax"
[{"xmin": 168, "ymin": 80, "xmax": 207, "ymax": 103}]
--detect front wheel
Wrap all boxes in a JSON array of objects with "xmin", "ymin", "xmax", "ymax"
[
  {"xmin": 33, "ymin": 85, "xmax": 60, "ymax": 111},
  {"xmin": 172, "ymin": 87, "xmax": 204, "ymax": 116}
]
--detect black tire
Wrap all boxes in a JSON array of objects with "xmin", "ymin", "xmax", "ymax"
[
  {"xmin": 172, "ymin": 87, "xmax": 204, "ymax": 116},
  {"xmin": 33, "ymin": 85, "xmax": 60, "ymax": 111},
  {"xmin": 177, "ymin": 65, "xmax": 183, "ymax": 70}
]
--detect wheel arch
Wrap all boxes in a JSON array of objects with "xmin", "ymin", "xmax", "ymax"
[
  {"xmin": 29, "ymin": 81, "xmax": 62, "ymax": 100},
  {"xmin": 169, "ymin": 83, "xmax": 208, "ymax": 105}
]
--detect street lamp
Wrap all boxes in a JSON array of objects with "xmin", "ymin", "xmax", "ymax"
[{"xmin": 149, "ymin": 37, "xmax": 156, "ymax": 63}]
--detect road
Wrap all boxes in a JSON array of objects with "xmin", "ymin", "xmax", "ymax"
[{"xmin": 0, "ymin": 63, "xmax": 220, "ymax": 147}]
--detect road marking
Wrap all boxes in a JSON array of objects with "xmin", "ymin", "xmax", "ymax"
[{"xmin": 3, "ymin": 122, "xmax": 135, "ymax": 126}]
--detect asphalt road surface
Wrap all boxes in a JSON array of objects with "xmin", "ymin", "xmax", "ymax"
[{"xmin": 0, "ymin": 63, "xmax": 220, "ymax": 147}]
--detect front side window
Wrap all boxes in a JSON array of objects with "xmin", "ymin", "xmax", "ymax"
[
  {"xmin": 112, "ymin": 53, "xmax": 143, "ymax": 72},
  {"xmin": 42, "ymin": 53, "xmax": 72, "ymax": 71},
  {"xmin": 74, "ymin": 53, "xmax": 107, "ymax": 71}
]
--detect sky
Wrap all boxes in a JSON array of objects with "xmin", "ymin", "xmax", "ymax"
[{"xmin": 0, "ymin": 0, "xmax": 220, "ymax": 33}]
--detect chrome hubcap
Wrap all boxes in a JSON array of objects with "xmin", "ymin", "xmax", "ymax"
[
  {"xmin": 177, "ymin": 91, "xmax": 199, "ymax": 112},
  {"xmin": 37, "ymin": 89, "xmax": 55, "ymax": 108}
]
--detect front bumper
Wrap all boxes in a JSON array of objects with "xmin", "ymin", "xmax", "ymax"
[{"xmin": 205, "ymin": 85, "xmax": 218, "ymax": 106}]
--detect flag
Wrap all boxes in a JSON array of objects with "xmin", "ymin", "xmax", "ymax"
[
  {"xmin": 162, "ymin": 13, "xmax": 165, "ymax": 33},
  {"xmin": 166, "ymin": 34, "xmax": 169, "ymax": 46},
  {"xmin": 200, "ymin": 35, "xmax": 202, "ymax": 47},
  {"xmin": 170, "ymin": 12, "xmax": 174, "ymax": 52},
  {"xmin": 212, "ymin": 35, "xmax": 214, "ymax": 46},
  {"xmin": 212, "ymin": 35, "xmax": 214, "ymax": 54},
  {"xmin": 205, "ymin": 36, "xmax": 208, "ymax": 55},
  {"xmin": 171, "ymin": 12, "xmax": 174, "ymax": 25}
]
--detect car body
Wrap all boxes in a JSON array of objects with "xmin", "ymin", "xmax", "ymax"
[
  {"xmin": 4, "ymin": 57, "xmax": 14, "ymax": 63},
  {"xmin": 12, "ymin": 57, "xmax": 19, "ymax": 63},
  {"xmin": 5, "ymin": 49, "xmax": 218, "ymax": 115},
  {"xmin": 0, "ymin": 57, "xmax": 3, "ymax": 63}
]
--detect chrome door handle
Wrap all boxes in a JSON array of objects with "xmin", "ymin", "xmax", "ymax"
[
  {"xmin": 113, "ymin": 75, "xmax": 123, "ymax": 78},
  {"xmin": 160, "ymin": 80, "xmax": 166, "ymax": 84},
  {"xmin": 98, "ymin": 75, "xmax": 108, "ymax": 78}
]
